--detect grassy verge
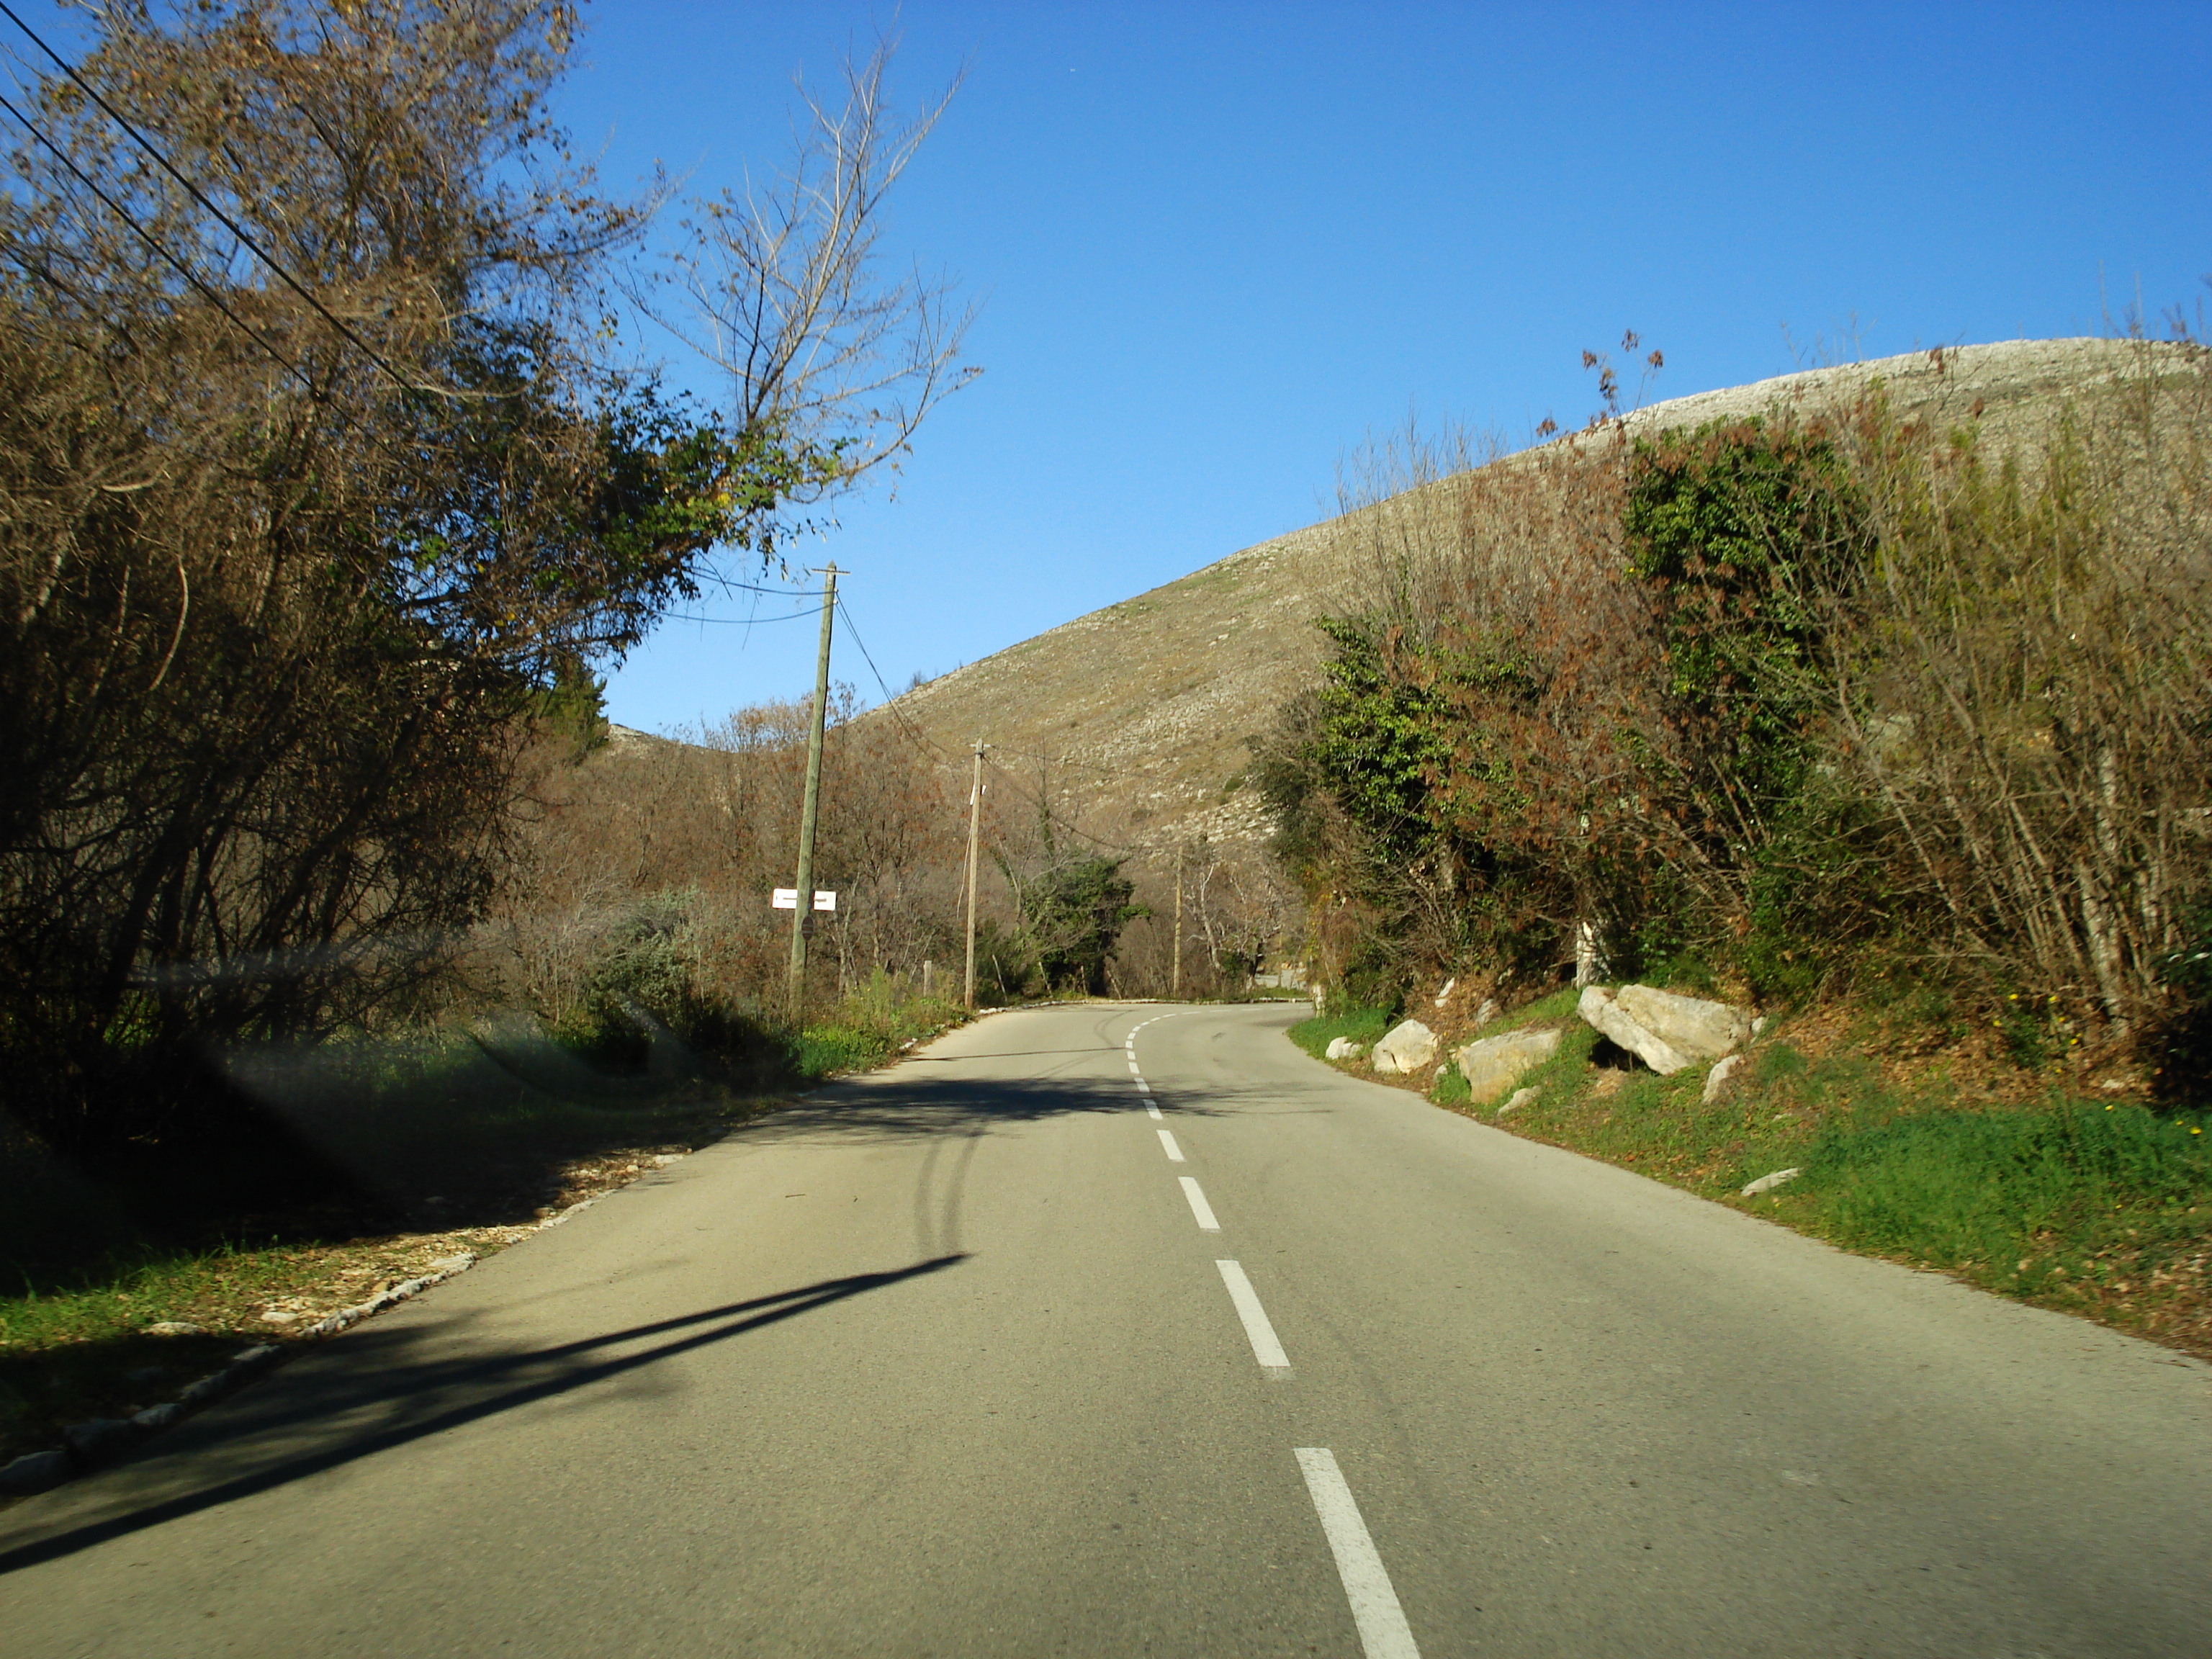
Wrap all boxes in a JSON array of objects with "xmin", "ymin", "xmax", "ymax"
[
  {"xmin": 1291, "ymin": 994, "xmax": 2212, "ymax": 1359},
  {"xmin": 1, "ymin": 983, "xmax": 968, "ymax": 1475},
  {"xmin": 1287, "ymin": 1002, "xmax": 1394, "ymax": 1060},
  {"xmin": 793, "ymin": 981, "xmax": 968, "ymax": 1079}
]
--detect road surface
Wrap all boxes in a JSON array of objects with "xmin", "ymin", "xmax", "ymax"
[{"xmin": 4, "ymin": 1000, "xmax": 2210, "ymax": 1655}]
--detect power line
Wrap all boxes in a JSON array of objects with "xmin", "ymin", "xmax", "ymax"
[
  {"xmin": 703, "ymin": 572, "xmax": 818, "ymax": 599},
  {"xmin": 663, "ymin": 604, "xmax": 827, "ymax": 626},
  {"xmin": 981, "ymin": 749, "xmax": 1148, "ymax": 858},
  {"xmin": 0, "ymin": 87, "xmax": 313, "ymax": 393},
  {"xmin": 981, "ymin": 739, "xmax": 1125, "ymax": 777},
  {"xmin": 0, "ymin": 1, "xmax": 433, "ymax": 399},
  {"xmin": 832, "ymin": 593, "xmax": 1148, "ymax": 856},
  {"xmin": 835, "ymin": 594, "xmax": 950, "ymax": 758}
]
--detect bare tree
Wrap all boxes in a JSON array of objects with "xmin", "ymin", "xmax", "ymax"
[{"xmin": 636, "ymin": 35, "xmax": 979, "ymax": 496}]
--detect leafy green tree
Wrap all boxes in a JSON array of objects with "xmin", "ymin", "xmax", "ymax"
[
  {"xmin": 1623, "ymin": 416, "xmax": 1871, "ymax": 827},
  {"xmin": 1016, "ymin": 858, "xmax": 1146, "ymax": 996},
  {"xmin": 0, "ymin": 4, "xmax": 966, "ymax": 1151}
]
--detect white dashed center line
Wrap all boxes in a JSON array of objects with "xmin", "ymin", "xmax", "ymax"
[
  {"xmin": 1215, "ymin": 1259, "xmax": 1290, "ymax": 1375},
  {"xmin": 1178, "ymin": 1175, "xmax": 1221, "ymax": 1232},
  {"xmin": 1124, "ymin": 1010, "xmax": 1421, "ymax": 1658},
  {"xmin": 1125, "ymin": 1021, "xmax": 1166, "ymax": 1120},
  {"xmin": 1295, "ymin": 1449, "xmax": 1421, "ymax": 1659}
]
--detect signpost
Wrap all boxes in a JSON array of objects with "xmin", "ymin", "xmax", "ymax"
[{"xmin": 772, "ymin": 889, "xmax": 836, "ymax": 911}]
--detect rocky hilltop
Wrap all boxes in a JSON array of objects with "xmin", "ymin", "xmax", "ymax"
[{"xmin": 873, "ymin": 338, "xmax": 2188, "ymax": 853}]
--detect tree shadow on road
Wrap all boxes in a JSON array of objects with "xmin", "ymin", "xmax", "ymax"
[
  {"xmin": 740, "ymin": 1073, "xmax": 1227, "ymax": 1145},
  {"xmin": 0, "ymin": 1254, "xmax": 967, "ymax": 1574}
]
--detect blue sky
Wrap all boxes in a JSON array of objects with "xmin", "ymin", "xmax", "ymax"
[{"xmin": 460, "ymin": 6, "xmax": 2212, "ymax": 727}]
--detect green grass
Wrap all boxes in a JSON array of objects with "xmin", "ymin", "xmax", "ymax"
[
  {"xmin": 794, "ymin": 976, "xmax": 967, "ymax": 1082},
  {"xmin": 0, "ymin": 1243, "xmax": 340, "ymax": 1457},
  {"xmin": 1288, "ymin": 1003, "xmax": 1394, "ymax": 1060},
  {"xmin": 1484, "ymin": 986, "xmax": 1583, "ymax": 1032},
  {"xmin": 1389, "ymin": 1005, "xmax": 2212, "ymax": 1347},
  {"xmin": 1790, "ymin": 1095, "xmax": 2212, "ymax": 1294}
]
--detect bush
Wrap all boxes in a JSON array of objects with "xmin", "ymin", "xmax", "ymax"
[{"xmin": 1267, "ymin": 348, "xmax": 2212, "ymax": 1065}]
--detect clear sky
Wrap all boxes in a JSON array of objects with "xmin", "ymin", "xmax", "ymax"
[{"xmin": 559, "ymin": 2, "xmax": 2209, "ymax": 733}]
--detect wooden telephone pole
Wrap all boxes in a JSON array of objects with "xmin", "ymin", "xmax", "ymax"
[
  {"xmin": 786, "ymin": 564, "xmax": 840, "ymax": 1019},
  {"xmin": 963, "ymin": 740, "xmax": 986, "ymax": 1005},
  {"xmin": 1171, "ymin": 843, "xmax": 1184, "ymax": 996}
]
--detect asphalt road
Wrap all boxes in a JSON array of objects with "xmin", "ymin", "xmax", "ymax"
[{"xmin": 5, "ymin": 1001, "xmax": 2211, "ymax": 1656}]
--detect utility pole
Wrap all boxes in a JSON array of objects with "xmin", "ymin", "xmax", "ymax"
[
  {"xmin": 1171, "ymin": 843, "xmax": 1184, "ymax": 997},
  {"xmin": 963, "ymin": 739, "xmax": 986, "ymax": 1006},
  {"xmin": 787, "ymin": 564, "xmax": 840, "ymax": 1020}
]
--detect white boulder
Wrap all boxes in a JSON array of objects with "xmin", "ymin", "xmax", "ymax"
[
  {"xmin": 1615, "ymin": 984, "xmax": 1751, "ymax": 1060},
  {"xmin": 1497, "ymin": 1086, "xmax": 1539, "ymax": 1117},
  {"xmin": 1323, "ymin": 1036, "xmax": 1366, "ymax": 1061},
  {"xmin": 1370, "ymin": 1019, "xmax": 1439, "ymax": 1075},
  {"xmin": 1453, "ymin": 1028, "xmax": 1563, "ymax": 1105},
  {"xmin": 1701, "ymin": 1053, "xmax": 1746, "ymax": 1105},
  {"xmin": 1578, "ymin": 984, "xmax": 1750, "ymax": 1076},
  {"xmin": 1578, "ymin": 986, "xmax": 1692, "ymax": 1074},
  {"xmin": 1741, "ymin": 1167, "xmax": 1802, "ymax": 1197}
]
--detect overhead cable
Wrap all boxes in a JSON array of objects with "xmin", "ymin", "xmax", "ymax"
[
  {"xmin": 1, "ymin": 1, "xmax": 437, "ymax": 398},
  {"xmin": 0, "ymin": 88, "xmax": 312, "ymax": 392},
  {"xmin": 663, "ymin": 603, "xmax": 827, "ymax": 626}
]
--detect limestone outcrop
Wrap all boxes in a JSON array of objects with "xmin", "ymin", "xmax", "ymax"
[
  {"xmin": 1578, "ymin": 984, "xmax": 1750, "ymax": 1076},
  {"xmin": 1370, "ymin": 1019, "xmax": 1439, "ymax": 1075},
  {"xmin": 1452, "ymin": 1028, "xmax": 1562, "ymax": 1105}
]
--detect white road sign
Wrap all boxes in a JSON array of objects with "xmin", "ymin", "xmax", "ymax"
[
  {"xmin": 813, "ymin": 891, "xmax": 837, "ymax": 912},
  {"xmin": 771, "ymin": 889, "xmax": 799, "ymax": 909}
]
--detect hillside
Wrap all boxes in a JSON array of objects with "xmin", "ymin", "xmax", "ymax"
[{"xmin": 873, "ymin": 338, "xmax": 2193, "ymax": 855}]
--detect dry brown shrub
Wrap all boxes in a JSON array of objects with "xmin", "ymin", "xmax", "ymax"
[
  {"xmin": 482, "ymin": 693, "xmax": 967, "ymax": 1024},
  {"xmin": 1822, "ymin": 345, "xmax": 2212, "ymax": 1034}
]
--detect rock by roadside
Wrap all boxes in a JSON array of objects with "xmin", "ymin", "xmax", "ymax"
[
  {"xmin": 1454, "ymin": 1028, "xmax": 1563, "ymax": 1105},
  {"xmin": 1579, "ymin": 984, "xmax": 1751, "ymax": 1075},
  {"xmin": 1371, "ymin": 1020, "xmax": 1439, "ymax": 1075}
]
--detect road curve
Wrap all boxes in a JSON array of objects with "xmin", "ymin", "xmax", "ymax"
[{"xmin": 4, "ymin": 1001, "xmax": 2209, "ymax": 1656}]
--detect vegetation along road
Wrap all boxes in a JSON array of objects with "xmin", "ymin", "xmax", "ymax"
[{"xmin": 4, "ymin": 1001, "xmax": 2208, "ymax": 1656}]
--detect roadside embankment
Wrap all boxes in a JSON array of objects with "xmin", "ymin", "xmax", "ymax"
[{"xmin": 1294, "ymin": 993, "xmax": 2212, "ymax": 1359}]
